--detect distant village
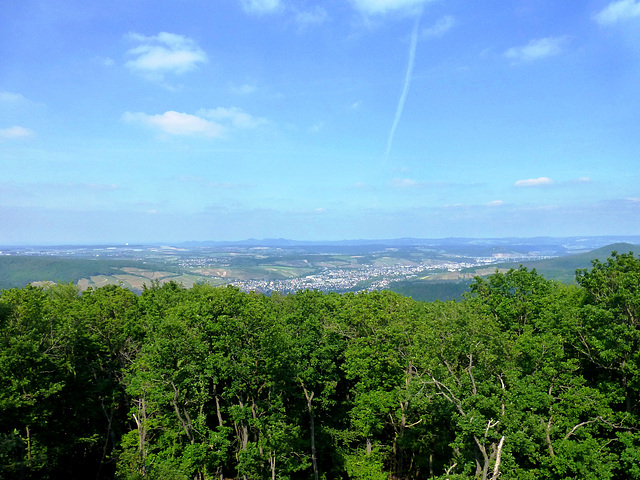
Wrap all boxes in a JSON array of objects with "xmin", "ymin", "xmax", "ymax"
[{"xmin": 227, "ymin": 254, "xmax": 556, "ymax": 294}]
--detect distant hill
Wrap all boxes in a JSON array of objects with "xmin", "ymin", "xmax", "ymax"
[
  {"xmin": 388, "ymin": 243, "xmax": 640, "ymax": 301},
  {"xmin": 479, "ymin": 243, "xmax": 639, "ymax": 284},
  {"xmin": 178, "ymin": 236, "xmax": 640, "ymax": 249},
  {"xmin": 0, "ymin": 256, "xmax": 158, "ymax": 290}
]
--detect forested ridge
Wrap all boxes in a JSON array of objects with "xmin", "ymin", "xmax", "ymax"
[{"xmin": 2, "ymin": 251, "xmax": 640, "ymax": 480}]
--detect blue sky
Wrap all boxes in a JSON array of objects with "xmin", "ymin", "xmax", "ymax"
[{"xmin": 1, "ymin": 0, "xmax": 639, "ymax": 244}]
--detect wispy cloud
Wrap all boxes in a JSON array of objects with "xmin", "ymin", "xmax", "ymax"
[
  {"xmin": 504, "ymin": 36, "xmax": 568, "ymax": 62},
  {"xmin": 594, "ymin": 0, "xmax": 640, "ymax": 25},
  {"xmin": 0, "ymin": 91, "xmax": 27, "ymax": 103},
  {"xmin": 81, "ymin": 183, "xmax": 121, "ymax": 191},
  {"xmin": 124, "ymin": 32, "xmax": 207, "ymax": 79},
  {"xmin": 514, "ymin": 177, "xmax": 554, "ymax": 187},
  {"xmin": 0, "ymin": 126, "xmax": 34, "ymax": 140},
  {"xmin": 203, "ymin": 182, "xmax": 252, "ymax": 189},
  {"xmin": 295, "ymin": 6, "xmax": 329, "ymax": 28},
  {"xmin": 390, "ymin": 178, "xmax": 420, "ymax": 188},
  {"xmin": 350, "ymin": 0, "xmax": 432, "ymax": 15},
  {"xmin": 198, "ymin": 107, "xmax": 267, "ymax": 129},
  {"xmin": 240, "ymin": 0, "xmax": 282, "ymax": 14},
  {"xmin": 421, "ymin": 15, "xmax": 455, "ymax": 38},
  {"xmin": 385, "ymin": 11, "xmax": 421, "ymax": 159},
  {"xmin": 179, "ymin": 176, "xmax": 253, "ymax": 189},
  {"xmin": 0, "ymin": 181, "xmax": 122, "ymax": 208},
  {"xmin": 389, "ymin": 178, "xmax": 461, "ymax": 188},
  {"xmin": 94, "ymin": 56, "xmax": 115, "ymax": 67},
  {"xmin": 232, "ymin": 83, "xmax": 257, "ymax": 95},
  {"xmin": 122, "ymin": 111, "xmax": 226, "ymax": 138},
  {"xmin": 514, "ymin": 176, "xmax": 592, "ymax": 188},
  {"xmin": 571, "ymin": 176, "xmax": 592, "ymax": 184},
  {"xmin": 308, "ymin": 122, "xmax": 323, "ymax": 133},
  {"xmin": 123, "ymin": 107, "xmax": 266, "ymax": 138},
  {"xmin": 43, "ymin": 182, "xmax": 121, "ymax": 192},
  {"xmin": 389, "ymin": 178, "xmax": 423, "ymax": 188},
  {"xmin": 487, "ymin": 200, "xmax": 504, "ymax": 206}
]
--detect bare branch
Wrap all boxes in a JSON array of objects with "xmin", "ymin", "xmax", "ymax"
[
  {"xmin": 565, "ymin": 417, "xmax": 601, "ymax": 440},
  {"xmin": 406, "ymin": 418, "xmax": 423, "ymax": 428},
  {"xmin": 490, "ymin": 435, "xmax": 505, "ymax": 480},
  {"xmin": 426, "ymin": 374, "xmax": 466, "ymax": 417},
  {"xmin": 498, "ymin": 375, "xmax": 506, "ymax": 416},
  {"xmin": 485, "ymin": 419, "xmax": 500, "ymax": 439},
  {"xmin": 441, "ymin": 357, "xmax": 462, "ymax": 387},
  {"xmin": 544, "ymin": 417, "xmax": 555, "ymax": 457},
  {"xmin": 467, "ymin": 353, "xmax": 477, "ymax": 395}
]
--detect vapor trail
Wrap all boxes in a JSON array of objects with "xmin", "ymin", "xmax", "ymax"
[{"xmin": 385, "ymin": 13, "xmax": 421, "ymax": 161}]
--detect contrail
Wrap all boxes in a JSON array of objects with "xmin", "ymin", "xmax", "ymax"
[{"xmin": 385, "ymin": 13, "xmax": 422, "ymax": 160}]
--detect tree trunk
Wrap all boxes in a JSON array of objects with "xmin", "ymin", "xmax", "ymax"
[
  {"xmin": 490, "ymin": 436, "xmax": 505, "ymax": 480},
  {"xmin": 171, "ymin": 382, "xmax": 194, "ymax": 444},
  {"xmin": 429, "ymin": 453, "xmax": 434, "ymax": 478},
  {"xmin": 132, "ymin": 397, "xmax": 148, "ymax": 477},
  {"xmin": 25, "ymin": 426, "xmax": 32, "ymax": 466},
  {"xmin": 270, "ymin": 452, "xmax": 276, "ymax": 480},
  {"xmin": 396, "ymin": 400, "xmax": 408, "ymax": 478},
  {"xmin": 300, "ymin": 381, "xmax": 319, "ymax": 480},
  {"xmin": 236, "ymin": 395, "xmax": 250, "ymax": 480},
  {"xmin": 214, "ymin": 384, "xmax": 224, "ymax": 427}
]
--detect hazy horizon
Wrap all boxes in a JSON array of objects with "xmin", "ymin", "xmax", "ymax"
[
  {"xmin": 2, "ymin": 0, "xmax": 640, "ymax": 244},
  {"xmin": 3, "ymin": 234, "xmax": 640, "ymax": 249}
]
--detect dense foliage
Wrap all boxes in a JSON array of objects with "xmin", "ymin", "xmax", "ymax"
[{"xmin": 2, "ymin": 251, "xmax": 640, "ymax": 479}]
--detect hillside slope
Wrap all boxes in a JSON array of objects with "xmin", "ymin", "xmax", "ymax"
[
  {"xmin": 0, "ymin": 256, "xmax": 157, "ymax": 290},
  {"xmin": 501, "ymin": 242, "xmax": 639, "ymax": 283}
]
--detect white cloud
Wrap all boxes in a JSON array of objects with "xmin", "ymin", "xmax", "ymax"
[
  {"xmin": 124, "ymin": 32, "xmax": 207, "ymax": 78},
  {"xmin": 123, "ymin": 107, "xmax": 266, "ymax": 138},
  {"xmin": 122, "ymin": 111, "xmax": 226, "ymax": 138},
  {"xmin": 421, "ymin": 15, "xmax": 455, "ymax": 38},
  {"xmin": 240, "ymin": 0, "xmax": 281, "ymax": 14},
  {"xmin": 0, "ymin": 126, "xmax": 34, "ymax": 139},
  {"xmin": 232, "ymin": 83, "xmax": 257, "ymax": 94},
  {"xmin": 0, "ymin": 91, "xmax": 27, "ymax": 103},
  {"xmin": 572, "ymin": 176, "xmax": 592, "ymax": 184},
  {"xmin": 390, "ymin": 178, "xmax": 420, "ymax": 188},
  {"xmin": 198, "ymin": 107, "xmax": 267, "ymax": 129},
  {"xmin": 514, "ymin": 177, "xmax": 554, "ymax": 187},
  {"xmin": 350, "ymin": 0, "xmax": 431, "ymax": 15},
  {"xmin": 487, "ymin": 200, "xmax": 504, "ymax": 206},
  {"xmin": 204, "ymin": 182, "xmax": 250, "ymax": 189},
  {"xmin": 594, "ymin": 0, "xmax": 640, "ymax": 25},
  {"xmin": 295, "ymin": 6, "xmax": 329, "ymax": 27},
  {"xmin": 389, "ymin": 178, "xmax": 473, "ymax": 189},
  {"xmin": 504, "ymin": 36, "xmax": 567, "ymax": 62},
  {"xmin": 308, "ymin": 122, "xmax": 323, "ymax": 133},
  {"xmin": 42, "ymin": 182, "xmax": 121, "ymax": 192},
  {"xmin": 82, "ymin": 183, "xmax": 121, "ymax": 191},
  {"xmin": 97, "ymin": 56, "xmax": 115, "ymax": 67}
]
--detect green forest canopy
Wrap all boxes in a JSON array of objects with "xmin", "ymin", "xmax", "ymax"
[{"xmin": 2, "ymin": 250, "xmax": 640, "ymax": 479}]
